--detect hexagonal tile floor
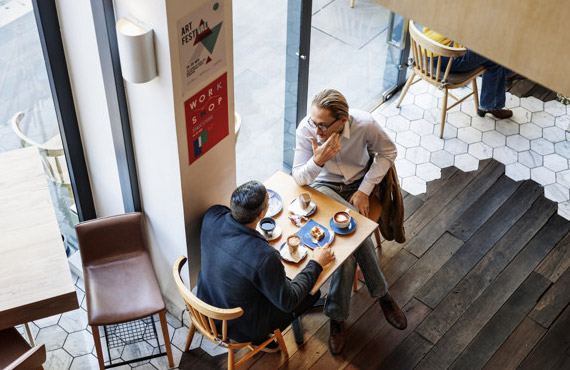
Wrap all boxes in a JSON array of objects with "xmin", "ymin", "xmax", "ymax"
[{"xmin": 372, "ymin": 79, "xmax": 570, "ymax": 220}]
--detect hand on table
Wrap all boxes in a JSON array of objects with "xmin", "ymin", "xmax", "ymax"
[
  {"xmin": 349, "ymin": 190, "xmax": 369, "ymax": 217},
  {"xmin": 312, "ymin": 244, "xmax": 335, "ymax": 267},
  {"xmin": 311, "ymin": 133, "xmax": 341, "ymax": 167}
]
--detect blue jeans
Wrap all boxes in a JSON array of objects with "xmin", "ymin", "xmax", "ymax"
[
  {"xmin": 312, "ymin": 182, "xmax": 389, "ymax": 321},
  {"xmin": 442, "ymin": 50, "xmax": 509, "ymax": 110}
]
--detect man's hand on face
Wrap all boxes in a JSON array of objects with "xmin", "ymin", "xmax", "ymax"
[
  {"xmin": 311, "ymin": 133, "xmax": 342, "ymax": 167},
  {"xmin": 349, "ymin": 190, "xmax": 369, "ymax": 217},
  {"xmin": 312, "ymin": 244, "xmax": 335, "ymax": 267}
]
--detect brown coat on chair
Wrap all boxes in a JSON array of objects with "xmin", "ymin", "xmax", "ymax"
[{"xmin": 376, "ymin": 165, "xmax": 406, "ymax": 243}]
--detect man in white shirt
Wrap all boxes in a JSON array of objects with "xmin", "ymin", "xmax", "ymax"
[{"xmin": 292, "ymin": 89, "xmax": 407, "ymax": 355}]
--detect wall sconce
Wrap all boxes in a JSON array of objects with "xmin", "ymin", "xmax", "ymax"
[{"xmin": 116, "ymin": 17, "xmax": 157, "ymax": 84}]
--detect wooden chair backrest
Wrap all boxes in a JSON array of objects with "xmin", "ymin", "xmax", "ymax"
[
  {"xmin": 173, "ymin": 256, "xmax": 244, "ymax": 345},
  {"xmin": 409, "ymin": 20, "xmax": 467, "ymax": 87}
]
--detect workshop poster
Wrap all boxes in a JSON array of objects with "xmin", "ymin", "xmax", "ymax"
[
  {"xmin": 184, "ymin": 72, "xmax": 229, "ymax": 165},
  {"xmin": 178, "ymin": 0, "xmax": 226, "ymax": 96}
]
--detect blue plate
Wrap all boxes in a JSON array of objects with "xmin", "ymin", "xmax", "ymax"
[
  {"xmin": 329, "ymin": 217, "xmax": 357, "ymax": 235},
  {"xmin": 266, "ymin": 189, "xmax": 283, "ymax": 217},
  {"xmin": 295, "ymin": 219, "xmax": 333, "ymax": 248}
]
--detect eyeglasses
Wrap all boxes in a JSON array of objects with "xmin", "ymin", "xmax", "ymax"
[{"xmin": 307, "ymin": 117, "xmax": 339, "ymax": 132}]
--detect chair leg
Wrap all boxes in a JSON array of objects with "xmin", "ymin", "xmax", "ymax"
[
  {"xmin": 24, "ymin": 322, "xmax": 35, "ymax": 346},
  {"xmin": 159, "ymin": 310, "xmax": 175, "ymax": 367},
  {"xmin": 228, "ymin": 348, "xmax": 235, "ymax": 370},
  {"xmin": 185, "ymin": 322, "xmax": 196, "ymax": 352},
  {"xmin": 353, "ymin": 270, "xmax": 358, "ymax": 292},
  {"xmin": 396, "ymin": 72, "xmax": 415, "ymax": 107},
  {"xmin": 374, "ymin": 228, "xmax": 382, "ymax": 246},
  {"xmin": 440, "ymin": 88, "xmax": 449, "ymax": 138},
  {"xmin": 274, "ymin": 329, "xmax": 289, "ymax": 357},
  {"xmin": 91, "ymin": 325, "xmax": 106, "ymax": 370},
  {"xmin": 472, "ymin": 79, "xmax": 480, "ymax": 112},
  {"xmin": 350, "ymin": 0, "xmax": 355, "ymax": 8}
]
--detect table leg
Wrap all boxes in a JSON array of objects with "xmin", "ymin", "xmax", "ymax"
[{"xmin": 292, "ymin": 317, "xmax": 304, "ymax": 344}]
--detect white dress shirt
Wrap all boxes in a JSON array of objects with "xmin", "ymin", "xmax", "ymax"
[{"xmin": 292, "ymin": 109, "xmax": 397, "ymax": 196}]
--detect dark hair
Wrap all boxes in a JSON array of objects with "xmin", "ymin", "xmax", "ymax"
[{"xmin": 230, "ymin": 181, "xmax": 267, "ymax": 224}]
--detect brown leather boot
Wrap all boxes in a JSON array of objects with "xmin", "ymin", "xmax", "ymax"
[
  {"xmin": 328, "ymin": 319, "xmax": 345, "ymax": 355},
  {"xmin": 477, "ymin": 109, "xmax": 513, "ymax": 119},
  {"xmin": 379, "ymin": 293, "xmax": 407, "ymax": 330}
]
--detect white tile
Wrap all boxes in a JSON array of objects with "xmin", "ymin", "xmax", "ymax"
[
  {"xmin": 471, "ymin": 116, "xmax": 495, "ymax": 132},
  {"xmin": 461, "ymin": 100, "xmax": 478, "ymax": 116},
  {"xmin": 416, "ymin": 162, "xmax": 441, "ymax": 181},
  {"xmin": 458, "ymin": 127, "xmax": 482, "ymax": 144},
  {"xmin": 406, "ymin": 146, "xmax": 431, "ymax": 164},
  {"xmin": 448, "ymin": 111, "xmax": 472, "ymax": 128},
  {"xmin": 372, "ymin": 111, "xmax": 388, "ymax": 126},
  {"xmin": 543, "ymin": 154, "xmax": 568, "ymax": 172},
  {"xmin": 555, "ymin": 140, "xmax": 570, "ymax": 159},
  {"xmin": 505, "ymin": 162, "xmax": 531, "ymax": 181},
  {"xmin": 424, "ymin": 108, "xmax": 441, "ymax": 124},
  {"xmin": 493, "ymin": 147, "xmax": 518, "ymax": 165},
  {"xmin": 45, "ymin": 348, "xmax": 73, "ymax": 370},
  {"xmin": 495, "ymin": 119, "xmax": 520, "ymax": 136},
  {"xmin": 555, "ymin": 116, "xmax": 569, "ymax": 130},
  {"xmin": 398, "ymin": 93, "xmax": 416, "ymax": 106},
  {"xmin": 396, "ymin": 131, "xmax": 420, "ymax": 148},
  {"xmin": 430, "ymin": 150, "xmax": 455, "ymax": 168},
  {"xmin": 530, "ymin": 138, "xmax": 554, "ymax": 155},
  {"xmin": 36, "ymin": 325, "xmax": 68, "ymax": 351},
  {"xmin": 511, "ymin": 107, "xmax": 532, "ymax": 124},
  {"xmin": 35, "ymin": 314, "xmax": 61, "ymax": 328},
  {"xmin": 543, "ymin": 126, "xmax": 566, "ymax": 143},
  {"xmin": 59, "ymin": 308, "xmax": 88, "ymax": 333},
  {"xmin": 379, "ymin": 103, "xmax": 401, "ymax": 117},
  {"xmin": 410, "ymin": 119, "xmax": 435, "ymax": 136},
  {"xmin": 421, "ymin": 135, "xmax": 444, "ymax": 151},
  {"xmin": 444, "ymin": 138, "xmax": 468, "ymax": 155},
  {"xmin": 400, "ymin": 104, "xmax": 424, "ymax": 121},
  {"xmin": 530, "ymin": 166, "xmax": 555, "ymax": 186},
  {"xmin": 520, "ymin": 123, "xmax": 542, "ymax": 140},
  {"xmin": 558, "ymin": 200, "xmax": 570, "ymax": 221},
  {"xmin": 69, "ymin": 354, "xmax": 100, "ymax": 370},
  {"xmin": 520, "ymin": 96, "xmax": 544, "ymax": 112},
  {"xmin": 454, "ymin": 153, "xmax": 479, "ymax": 172},
  {"xmin": 395, "ymin": 143, "xmax": 406, "ymax": 159},
  {"xmin": 544, "ymin": 100, "xmax": 567, "ymax": 117},
  {"xmin": 415, "ymin": 93, "xmax": 439, "ymax": 109},
  {"xmin": 518, "ymin": 150, "xmax": 543, "ymax": 168},
  {"xmin": 557, "ymin": 170, "xmax": 570, "ymax": 188},
  {"xmin": 545, "ymin": 183, "xmax": 570, "ymax": 203},
  {"xmin": 506, "ymin": 134, "xmax": 530, "ymax": 152},
  {"xmin": 531, "ymin": 111, "xmax": 555, "ymax": 128},
  {"xmin": 469, "ymin": 142, "xmax": 493, "ymax": 160},
  {"xmin": 402, "ymin": 176, "xmax": 427, "ymax": 195},
  {"xmin": 505, "ymin": 93, "xmax": 520, "ymax": 109},
  {"xmin": 386, "ymin": 115, "xmax": 411, "ymax": 132},
  {"xmin": 409, "ymin": 80, "xmax": 429, "ymax": 95},
  {"xmin": 438, "ymin": 122, "xmax": 458, "ymax": 138},
  {"xmin": 63, "ymin": 330, "xmax": 94, "ymax": 357},
  {"xmin": 395, "ymin": 158, "xmax": 416, "ymax": 177},
  {"xmin": 482, "ymin": 131, "xmax": 506, "ymax": 148}
]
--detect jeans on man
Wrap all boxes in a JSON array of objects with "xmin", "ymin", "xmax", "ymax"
[
  {"xmin": 441, "ymin": 50, "xmax": 509, "ymax": 110},
  {"xmin": 312, "ymin": 181, "xmax": 388, "ymax": 321}
]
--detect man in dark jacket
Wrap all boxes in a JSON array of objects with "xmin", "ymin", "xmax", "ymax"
[{"xmin": 197, "ymin": 181, "xmax": 335, "ymax": 347}]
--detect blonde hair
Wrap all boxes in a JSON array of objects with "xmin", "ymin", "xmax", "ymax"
[{"xmin": 312, "ymin": 89, "xmax": 349, "ymax": 119}]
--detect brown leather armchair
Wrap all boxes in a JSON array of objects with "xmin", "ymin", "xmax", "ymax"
[
  {"xmin": 0, "ymin": 327, "xmax": 46, "ymax": 370},
  {"xmin": 76, "ymin": 213, "xmax": 174, "ymax": 369}
]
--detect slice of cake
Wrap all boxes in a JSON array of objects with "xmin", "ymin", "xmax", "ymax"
[{"xmin": 310, "ymin": 226, "xmax": 325, "ymax": 241}]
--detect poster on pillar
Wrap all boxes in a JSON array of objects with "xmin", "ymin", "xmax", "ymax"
[
  {"xmin": 184, "ymin": 72, "xmax": 229, "ymax": 165},
  {"xmin": 178, "ymin": 0, "xmax": 227, "ymax": 96}
]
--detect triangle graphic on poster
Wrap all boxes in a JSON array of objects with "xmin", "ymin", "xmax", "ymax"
[
  {"xmin": 193, "ymin": 19, "xmax": 213, "ymax": 45},
  {"xmin": 206, "ymin": 56, "xmax": 212, "ymax": 64},
  {"xmin": 200, "ymin": 22, "xmax": 222, "ymax": 54}
]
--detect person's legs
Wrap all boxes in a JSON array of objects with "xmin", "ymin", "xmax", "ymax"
[{"xmin": 265, "ymin": 290, "xmax": 321, "ymax": 342}]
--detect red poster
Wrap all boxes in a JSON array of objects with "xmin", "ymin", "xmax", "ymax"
[{"xmin": 184, "ymin": 72, "xmax": 229, "ymax": 164}]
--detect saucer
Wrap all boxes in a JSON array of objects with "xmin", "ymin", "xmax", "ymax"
[
  {"xmin": 266, "ymin": 189, "xmax": 283, "ymax": 217},
  {"xmin": 256, "ymin": 223, "xmax": 282, "ymax": 241},
  {"xmin": 288, "ymin": 198, "xmax": 316, "ymax": 217},
  {"xmin": 279, "ymin": 242, "xmax": 308, "ymax": 263},
  {"xmin": 295, "ymin": 219, "xmax": 333, "ymax": 248},
  {"xmin": 329, "ymin": 217, "xmax": 357, "ymax": 235}
]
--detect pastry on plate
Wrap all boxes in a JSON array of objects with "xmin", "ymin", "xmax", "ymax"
[{"xmin": 310, "ymin": 226, "xmax": 325, "ymax": 241}]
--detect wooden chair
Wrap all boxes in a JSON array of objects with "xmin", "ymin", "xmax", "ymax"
[
  {"xmin": 173, "ymin": 256, "xmax": 288, "ymax": 369},
  {"xmin": 76, "ymin": 213, "xmax": 174, "ymax": 369},
  {"xmin": 10, "ymin": 112, "xmax": 74, "ymax": 200},
  {"xmin": 0, "ymin": 327, "xmax": 46, "ymax": 370},
  {"xmin": 396, "ymin": 21, "xmax": 487, "ymax": 138}
]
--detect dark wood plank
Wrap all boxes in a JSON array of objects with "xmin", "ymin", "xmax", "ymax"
[
  {"xmin": 507, "ymin": 78, "xmax": 536, "ymax": 97},
  {"xmin": 415, "ymin": 165, "xmax": 459, "ymax": 202},
  {"xmin": 414, "ymin": 215, "xmax": 570, "ymax": 368},
  {"xmin": 535, "ymin": 231, "xmax": 570, "ymax": 283},
  {"xmin": 482, "ymin": 317, "xmax": 547, "ymax": 370},
  {"xmin": 382, "ymin": 248, "xmax": 417, "ymax": 286},
  {"xmin": 405, "ymin": 160, "xmax": 506, "ymax": 257},
  {"xmin": 341, "ymin": 299, "xmax": 430, "ymax": 370},
  {"xmin": 415, "ymin": 180, "xmax": 544, "ymax": 309},
  {"xmin": 518, "ymin": 304, "xmax": 570, "ymax": 370},
  {"xmin": 530, "ymin": 262, "xmax": 570, "ymax": 328},
  {"xmin": 374, "ymin": 331, "xmax": 433, "ymax": 370},
  {"xmin": 403, "ymin": 193, "xmax": 424, "ymax": 221},
  {"xmin": 414, "ymin": 195, "xmax": 555, "ymax": 340},
  {"xmin": 448, "ymin": 174, "xmax": 520, "ymax": 241},
  {"xmin": 449, "ymin": 272, "xmax": 551, "ymax": 370}
]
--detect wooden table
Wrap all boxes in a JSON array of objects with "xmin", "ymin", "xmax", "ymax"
[
  {"xmin": 0, "ymin": 147, "xmax": 78, "ymax": 331},
  {"xmin": 263, "ymin": 171, "xmax": 379, "ymax": 293}
]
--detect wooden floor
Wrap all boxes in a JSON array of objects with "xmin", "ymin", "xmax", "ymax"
[{"xmin": 180, "ymin": 159, "xmax": 570, "ymax": 369}]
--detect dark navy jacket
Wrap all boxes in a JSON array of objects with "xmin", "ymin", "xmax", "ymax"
[{"xmin": 197, "ymin": 205, "xmax": 322, "ymax": 344}]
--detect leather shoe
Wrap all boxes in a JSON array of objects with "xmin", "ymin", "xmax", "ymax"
[
  {"xmin": 477, "ymin": 109, "xmax": 513, "ymax": 119},
  {"xmin": 379, "ymin": 293, "xmax": 407, "ymax": 330},
  {"xmin": 328, "ymin": 319, "xmax": 345, "ymax": 355}
]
